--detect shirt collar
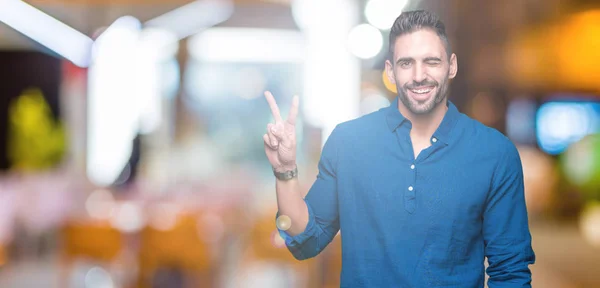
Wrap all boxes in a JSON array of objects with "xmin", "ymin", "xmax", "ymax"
[
  {"xmin": 385, "ymin": 96, "xmax": 408, "ymax": 131},
  {"xmin": 385, "ymin": 96, "xmax": 461, "ymax": 144}
]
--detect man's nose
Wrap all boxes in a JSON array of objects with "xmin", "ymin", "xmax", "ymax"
[{"xmin": 412, "ymin": 64, "xmax": 427, "ymax": 83}]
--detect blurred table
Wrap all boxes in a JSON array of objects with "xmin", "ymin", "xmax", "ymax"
[{"xmin": 529, "ymin": 220, "xmax": 600, "ymax": 288}]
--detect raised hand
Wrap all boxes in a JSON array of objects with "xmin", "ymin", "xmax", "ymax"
[{"xmin": 263, "ymin": 91, "xmax": 299, "ymax": 173}]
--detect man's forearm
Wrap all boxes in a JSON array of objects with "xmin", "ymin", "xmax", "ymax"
[{"xmin": 276, "ymin": 177, "xmax": 309, "ymax": 236}]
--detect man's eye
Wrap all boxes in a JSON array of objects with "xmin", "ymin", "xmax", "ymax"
[{"xmin": 400, "ymin": 62, "xmax": 410, "ymax": 68}]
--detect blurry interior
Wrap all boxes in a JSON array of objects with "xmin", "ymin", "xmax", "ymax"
[{"xmin": 0, "ymin": 0, "xmax": 599, "ymax": 287}]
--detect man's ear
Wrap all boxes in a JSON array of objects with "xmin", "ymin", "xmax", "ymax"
[
  {"xmin": 385, "ymin": 59, "xmax": 396, "ymax": 85},
  {"xmin": 449, "ymin": 53, "xmax": 458, "ymax": 79}
]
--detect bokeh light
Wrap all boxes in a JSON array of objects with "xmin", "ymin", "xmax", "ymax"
[
  {"xmin": 536, "ymin": 102, "xmax": 600, "ymax": 155},
  {"xmin": 109, "ymin": 202, "xmax": 145, "ymax": 233},
  {"xmin": 580, "ymin": 202, "xmax": 600, "ymax": 248},
  {"xmin": 276, "ymin": 215, "xmax": 292, "ymax": 231},
  {"xmin": 148, "ymin": 202, "xmax": 180, "ymax": 231},
  {"xmin": 270, "ymin": 230, "xmax": 286, "ymax": 248},
  {"xmin": 365, "ymin": 0, "xmax": 408, "ymax": 30},
  {"xmin": 561, "ymin": 134, "xmax": 600, "ymax": 197},
  {"xmin": 347, "ymin": 24, "xmax": 383, "ymax": 59},
  {"xmin": 85, "ymin": 189, "xmax": 116, "ymax": 220},
  {"xmin": 84, "ymin": 266, "xmax": 114, "ymax": 288},
  {"xmin": 360, "ymin": 89, "xmax": 391, "ymax": 116}
]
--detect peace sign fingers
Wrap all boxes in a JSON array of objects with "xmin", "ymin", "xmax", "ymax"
[
  {"xmin": 264, "ymin": 91, "xmax": 283, "ymax": 124},
  {"xmin": 286, "ymin": 95, "xmax": 299, "ymax": 126}
]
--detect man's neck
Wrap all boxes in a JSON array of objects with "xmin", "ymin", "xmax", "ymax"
[{"xmin": 398, "ymin": 100, "xmax": 448, "ymax": 140}]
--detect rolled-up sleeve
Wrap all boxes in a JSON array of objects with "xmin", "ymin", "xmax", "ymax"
[
  {"xmin": 277, "ymin": 126, "xmax": 341, "ymax": 260},
  {"xmin": 483, "ymin": 142, "xmax": 536, "ymax": 287}
]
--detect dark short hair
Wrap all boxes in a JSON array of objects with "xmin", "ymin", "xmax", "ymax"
[{"xmin": 389, "ymin": 10, "xmax": 452, "ymax": 60}]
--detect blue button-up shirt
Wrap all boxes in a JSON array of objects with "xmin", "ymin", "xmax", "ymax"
[{"xmin": 278, "ymin": 97, "xmax": 535, "ymax": 287}]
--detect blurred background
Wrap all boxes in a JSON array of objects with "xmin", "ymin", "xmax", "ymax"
[{"xmin": 0, "ymin": 0, "xmax": 599, "ymax": 287}]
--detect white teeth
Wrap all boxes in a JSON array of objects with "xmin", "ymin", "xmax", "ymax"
[{"xmin": 410, "ymin": 88, "xmax": 432, "ymax": 94}]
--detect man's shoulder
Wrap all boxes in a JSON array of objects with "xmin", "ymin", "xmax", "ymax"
[{"xmin": 462, "ymin": 115, "xmax": 520, "ymax": 160}]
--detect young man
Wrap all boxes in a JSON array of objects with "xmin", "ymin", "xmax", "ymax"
[{"xmin": 263, "ymin": 10, "xmax": 535, "ymax": 288}]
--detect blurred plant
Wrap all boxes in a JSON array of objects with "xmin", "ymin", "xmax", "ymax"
[
  {"xmin": 561, "ymin": 133, "xmax": 600, "ymax": 201},
  {"xmin": 7, "ymin": 88, "xmax": 66, "ymax": 171}
]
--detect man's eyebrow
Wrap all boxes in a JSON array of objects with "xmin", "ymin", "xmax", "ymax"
[
  {"xmin": 423, "ymin": 57, "xmax": 442, "ymax": 62},
  {"xmin": 395, "ymin": 57, "xmax": 413, "ymax": 64},
  {"xmin": 396, "ymin": 57, "xmax": 442, "ymax": 64}
]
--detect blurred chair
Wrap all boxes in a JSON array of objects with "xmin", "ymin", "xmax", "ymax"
[
  {"xmin": 234, "ymin": 208, "xmax": 319, "ymax": 288},
  {"xmin": 0, "ymin": 243, "xmax": 7, "ymax": 267},
  {"xmin": 60, "ymin": 221, "xmax": 124, "ymax": 287},
  {"xmin": 137, "ymin": 211, "xmax": 216, "ymax": 288}
]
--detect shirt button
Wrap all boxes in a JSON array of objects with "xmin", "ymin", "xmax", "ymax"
[
  {"xmin": 432, "ymin": 137, "xmax": 438, "ymax": 143},
  {"xmin": 410, "ymin": 164, "xmax": 415, "ymax": 170},
  {"xmin": 408, "ymin": 186, "xmax": 414, "ymax": 191}
]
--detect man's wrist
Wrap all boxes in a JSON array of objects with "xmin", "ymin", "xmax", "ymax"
[
  {"xmin": 274, "ymin": 163, "xmax": 297, "ymax": 173},
  {"xmin": 273, "ymin": 165, "xmax": 298, "ymax": 181}
]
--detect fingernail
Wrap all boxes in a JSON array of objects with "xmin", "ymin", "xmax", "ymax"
[
  {"xmin": 272, "ymin": 141, "xmax": 277, "ymax": 146},
  {"xmin": 271, "ymin": 127, "xmax": 276, "ymax": 133}
]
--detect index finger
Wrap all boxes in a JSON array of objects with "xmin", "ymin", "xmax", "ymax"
[
  {"xmin": 286, "ymin": 95, "xmax": 299, "ymax": 125},
  {"xmin": 264, "ymin": 91, "xmax": 283, "ymax": 122}
]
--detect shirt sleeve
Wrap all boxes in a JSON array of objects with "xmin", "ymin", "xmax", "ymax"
[
  {"xmin": 276, "ymin": 125, "xmax": 341, "ymax": 260},
  {"xmin": 483, "ymin": 142, "xmax": 536, "ymax": 287}
]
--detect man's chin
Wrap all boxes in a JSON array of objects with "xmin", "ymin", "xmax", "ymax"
[
  {"xmin": 406, "ymin": 100, "xmax": 436, "ymax": 115},
  {"xmin": 398, "ymin": 91, "xmax": 443, "ymax": 115},
  {"xmin": 409, "ymin": 107, "xmax": 434, "ymax": 115}
]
